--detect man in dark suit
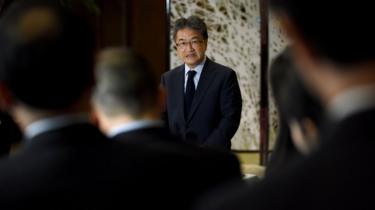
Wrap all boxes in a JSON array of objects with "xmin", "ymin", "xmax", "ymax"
[
  {"xmin": 92, "ymin": 47, "xmax": 243, "ymax": 210},
  {"xmin": 161, "ymin": 16, "xmax": 242, "ymax": 150},
  {"xmin": 193, "ymin": 1, "xmax": 375, "ymax": 210}
]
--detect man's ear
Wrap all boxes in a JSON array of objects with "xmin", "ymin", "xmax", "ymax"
[
  {"xmin": 157, "ymin": 85, "xmax": 166, "ymax": 113},
  {"xmin": 0, "ymin": 82, "xmax": 14, "ymax": 110},
  {"xmin": 90, "ymin": 101, "xmax": 109, "ymax": 134},
  {"xmin": 89, "ymin": 104, "xmax": 99, "ymax": 127}
]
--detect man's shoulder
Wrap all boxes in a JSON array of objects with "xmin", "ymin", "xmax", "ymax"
[
  {"xmin": 206, "ymin": 59, "xmax": 235, "ymax": 74},
  {"xmin": 111, "ymin": 127, "xmax": 176, "ymax": 143},
  {"xmin": 162, "ymin": 64, "xmax": 184, "ymax": 78},
  {"xmin": 114, "ymin": 127, "xmax": 239, "ymax": 166},
  {"xmin": 47, "ymin": 123, "xmax": 109, "ymax": 145}
]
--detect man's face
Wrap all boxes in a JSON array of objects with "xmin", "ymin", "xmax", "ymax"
[{"xmin": 175, "ymin": 28, "xmax": 207, "ymax": 69}]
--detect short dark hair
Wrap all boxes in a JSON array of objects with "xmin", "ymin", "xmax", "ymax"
[
  {"xmin": 0, "ymin": 0, "xmax": 95, "ymax": 109},
  {"xmin": 266, "ymin": 47, "xmax": 323, "ymax": 176},
  {"xmin": 173, "ymin": 15, "xmax": 208, "ymax": 41},
  {"xmin": 269, "ymin": 0, "xmax": 375, "ymax": 66},
  {"xmin": 93, "ymin": 48, "xmax": 158, "ymax": 118},
  {"xmin": 270, "ymin": 47, "xmax": 323, "ymax": 126}
]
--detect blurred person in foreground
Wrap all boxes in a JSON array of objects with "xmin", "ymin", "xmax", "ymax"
[
  {"xmin": 265, "ymin": 47, "xmax": 323, "ymax": 177},
  {"xmin": 193, "ymin": 1, "xmax": 375, "ymax": 209},
  {"xmin": 0, "ymin": 0, "xmax": 22, "ymax": 158},
  {"xmin": 92, "ymin": 47, "xmax": 242, "ymax": 210}
]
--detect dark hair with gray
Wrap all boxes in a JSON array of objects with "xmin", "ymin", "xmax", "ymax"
[
  {"xmin": 173, "ymin": 15, "xmax": 208, "ymax": 41},
  {"xmin": 93, "ymin": 48, "xmax": 158, "ymax": 118}
]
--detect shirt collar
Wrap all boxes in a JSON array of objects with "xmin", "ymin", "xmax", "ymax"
[
  {"xmin": 327, "ymin": 85, "xmax": 375, "ymax": 121},
  {"xmin": 108, "ymin": 120, "xmax": 164, "ymax": 138},
  {"xmin": 25, "ymin": 113, "xmax": 89, "ymax": 140},
  {"xmin": 184, "ymin": 56, "xmax": 206, "ymax": 76}
]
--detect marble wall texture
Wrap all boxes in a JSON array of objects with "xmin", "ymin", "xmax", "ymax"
[{"xmin": 169, "ymin": 0, "xmax": 288, "ymax": 150}]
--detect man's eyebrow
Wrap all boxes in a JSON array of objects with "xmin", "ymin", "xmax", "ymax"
[{"xmin": 177, "ymin": 36, "xmax": 200, "ymax": 42}]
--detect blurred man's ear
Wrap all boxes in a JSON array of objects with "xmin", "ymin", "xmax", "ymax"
[
  {"xmin": 90, "ymin": 101, "xmax": 111, "ymax": 135},
  {"xmin": 89, "ymin": 105, "xmax": 99, "ymax": 127},
  {"xmin": 289, "ymin": 118, "xmax": 319, "ymax": 155},
  {"xmin": 0, "ymin": 83, "xmax": 14, "ymax": 110},
  {"xmin": 157, "ymin": 86, "xmax": 166, "ymax": 113}
]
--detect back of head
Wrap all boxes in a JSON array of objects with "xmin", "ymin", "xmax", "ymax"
[
  {"xmin": 270, "ymin": 47, "xmax": 323, "ymax": 125},
  {"xmin": 267, "ymin": 47, "xmax": 323, "ymax": 175},
  {"xmin": 269, "ymin": 0, "xmax": 375, "ymax": 66},
  {"xmin": 173, "ymin": 15, "xmax": 208, "ymax": 41},
  {"xmin": 93, "ymin": 47, "xmax": 158, "ymax": 118},
  {"xmin": 267, "ymin": 48, "xmax": 303, "ymax": 175},
  {"xmin": 0, "ymin": 0, "xmax": 95, "ymax": 110}
]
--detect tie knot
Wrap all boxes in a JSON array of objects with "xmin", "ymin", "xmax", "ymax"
[{"xmin": 188, "ymin": 70, "xmax": 196, "ymax": 77}]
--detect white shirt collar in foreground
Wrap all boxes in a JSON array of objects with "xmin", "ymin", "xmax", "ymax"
[
  {"xmin": 25, "ymin": 113, "xmax": 89, "ymax": 140},
  {"xmin": 108, "ymin": 120, "xmax": 164, "ymax": 138},
  {"xmin": 327, "ymin": 85, "xmax": 375, "ymax": 121}
]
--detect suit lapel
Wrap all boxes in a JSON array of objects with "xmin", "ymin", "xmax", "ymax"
[{"xmin": 187, "ymin": 58, "xmax": 217, "ymax": 123}]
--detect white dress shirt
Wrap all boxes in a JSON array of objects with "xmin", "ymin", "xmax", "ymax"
[
  {"xmin": 108, "ymin": 120, "xmax": 164, "ymax": 138},
  {"xmin": 184, "ymin": 57, "xmax": 206, "ymax": 92},
  {"xmin": 327, "ymin": 85, "xmax": 375, "ymax": 122},
  {"xmin": 25, "ymin": 113, "xmax": 89, "ymax": 140}
]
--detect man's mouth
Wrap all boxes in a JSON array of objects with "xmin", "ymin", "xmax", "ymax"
[{"xmin": 186, "ymin": 54, "xmax": 196, "ymax": 58}]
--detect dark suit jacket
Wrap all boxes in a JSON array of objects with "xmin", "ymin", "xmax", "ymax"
[
  {"xmin": 161, "ymin": 58, "xmax": 242, "ymax": 150},
  {"xmin": 194, "ymin": 108, "xmax": 375, "ymax": 210},
  {"xmin": 111, "ymin": 126, "xmax": 242, "ymax": 210},
  {"xmin": 0, "ymin": 111, "xmax": 22, "ymax": 157},
  {"xmin": 0, "ymin": 124, "xmax": 220, "ymax": 210},
  {"xmin": 0, "ymin": 123, "xmax": 113, "ymax": 208}
]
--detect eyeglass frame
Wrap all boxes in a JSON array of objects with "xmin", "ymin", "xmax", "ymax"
[{"xmin": 175, "ymin": 39, "xmax": 205, "ymax": 49}]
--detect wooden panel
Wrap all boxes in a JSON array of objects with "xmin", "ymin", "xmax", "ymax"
[
  {"xmin": 95, "ymin": 0, "xmax": 167, "ymax": 79},
  {"xmin": 93, "ymin": 0, "xmax": 167, "ymax": 79},
  {"xmin": 129, "ymin": 0, "xmax": 167, "ymax": 79},
  {"xmin": 97, "ymin": 0, "xmax": 127, "ymax": 47}
]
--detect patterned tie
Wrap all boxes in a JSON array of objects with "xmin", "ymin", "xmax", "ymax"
[{"xmin": 184, "ymin": 70, "xmax": 196, "ymax": 119}]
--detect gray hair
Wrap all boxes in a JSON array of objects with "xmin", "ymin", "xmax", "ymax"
[
  {"xmin": 173, "ymin": 15, "xmax": 208, "ymax": 41},
  {"xmin": 93, "ymin": 48, "xmax": 157, "ymax": 118}
]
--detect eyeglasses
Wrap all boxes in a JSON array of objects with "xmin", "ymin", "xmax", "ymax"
[{"xmin": 175, "ymin": 39, "xmax": 204, "ymax": 49}]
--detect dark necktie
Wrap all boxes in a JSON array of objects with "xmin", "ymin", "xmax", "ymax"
[{"xmin": 184, "ymin": 70, "xmax": 196, "ymax": 119}]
